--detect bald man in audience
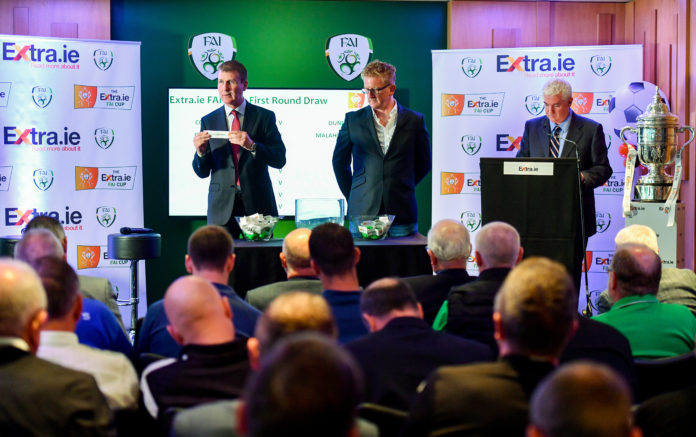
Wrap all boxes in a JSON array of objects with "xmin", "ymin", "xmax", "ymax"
[
  {"xmin": 436, "ymin": 221, "xmax": 523, "ymax": 351},
  {"xmin": 402, "ymin": 219, "xmax": 475, "ymax": 324},
  {"xmin": 596, "ymin": 224, "xmax": 696, "ymax": 315},
  {"xmin": 593, "ymin": 243, "xmax": 696, "ymax": 359},
  {"xmin": 0, "ymin": 258, "xmax": 113, "ymax": 435},
  {"xmin": 141, "ymin": 276, "xmax": 251, "ymax": 421},
  {"xmin": 24, "ymin": 215, "xmax": 125, "ymax": 330},
  {"xmin": 528, "ymin": 362, "xmax": 641, "ymax": 437},
  {"xmin": 403, "ymin": 257, "xmax": 578, "ymax": 437},
  {"xmin": 245, "ymin": 228, "xmax": 322, "ymax": 311},
  {"xmin": 14, "ymin": 229, "xmax": 133, "ymax": 358},
  {"xmin": 34, "ymin": 256, "xmax": 138, "ymax": 411},
  {"xmin": 346, "ymin": 278, "xmax": 491, "ymax": 410}
]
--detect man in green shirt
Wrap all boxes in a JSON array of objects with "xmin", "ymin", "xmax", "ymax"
[{"xmin": 593, "ymin": 243, "xmax": 696, "ymax": 359}]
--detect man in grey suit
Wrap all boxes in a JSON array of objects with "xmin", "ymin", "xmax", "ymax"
[
  {"xmin": 193, "ymin": 60, "xmax": 286, "ymax": 237},
  {"xmin": 333, "ymin": 60, "xmax": 431, "ymax": 236},
  {"xmin": 25, "ymin": 215, "xmax": 125, "ymax": 331},
  {"xmin": 245, "ymin": 228, "xmax": 322, "ymax": 311},
  {"xmin": 516, "ymin": 78, "xmax": 612, "ymax": 286},
  {"xmin": 0, "ymin": 258, "xmax": 113, "ymax": 435}
]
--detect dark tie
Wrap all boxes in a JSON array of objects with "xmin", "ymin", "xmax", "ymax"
[
  {"xmin": 230, "ymin": 110, "xmax": 241, "ymax": 186},
  {"xmin": 549, "ymin": 125, "xmax": 561, "ymax": 158}
]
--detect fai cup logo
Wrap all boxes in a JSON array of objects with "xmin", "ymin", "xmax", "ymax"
[
  {"xmin": 93, "ymin": 49, "xmax": 114, "ymax": 71},
  {"xmin": 32, "ymin": 169, "xmax": 54, "ymax": 191},
  {"xmin": 440, "ymin": 172, "xmax": 464, "ymax": 195},
  {"xmin": 325, "ymin": 34, "xmax": 373, "ymax": 82},
  {"xmin": 461, "ymin": 57, "xmax": 482, "ymax": 78},
  {"xmin": 188, "ymin": 33, "xmax": 237, "ymax": 80},
  {"xmin": 94, "ymin": 128, "xmax": 115, "ymax": 150},
  {"xmin": 460, "ymin": 211, "xmax": 482, "ymax": 232},
  {"xmin": 96, "ymin": 206, "xmax": 116, "ymax": 228},
  {"xmin": 525, "ymin": 95, "xmax": 543, "ymax": 116},
  {"xmin": 32, "ymin": 86, "xmax": 53, "ymax": 108},
  {"xmin": 590, "ymin": 55, "xmax": 612, "ymax": 77},
  {"xmin": 461, "ymin": 135, "xmax": 482, "ymax": 156}
]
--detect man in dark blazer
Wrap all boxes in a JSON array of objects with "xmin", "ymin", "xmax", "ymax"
[
  {"xmin": 193, "ymin": 60, "xmax": 286, "ymax": 235},
  {"xmin": 346, "ymin": 278, "xmax": 491, "ymax": 411},
  {"xmin": 516, "ymin": 78, "xmax": 612, "ymax": 285},
  {"xmin": 403, "ymin": 219, "xmax": 475, "ymax": 324},
  {"xmin": 333, "ymin": 60, "xmax": 431, "ymax": 236},
  {"xmin": 0, "ymin": 259, "xmax": 113, "ymax": 435}
]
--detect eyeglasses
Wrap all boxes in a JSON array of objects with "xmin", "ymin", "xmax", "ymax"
[{"xmin": 361, "ymin": 84, "xmax": 391, "ymax": 95}]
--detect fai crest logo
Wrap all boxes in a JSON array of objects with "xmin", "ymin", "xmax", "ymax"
[
  {"xmin": 32, "ymin": 86, "xmax": 53, "ymax": 108},
  {"xmin": 590, "ymin": 55, "xmax": 612, "ymax": 77},
  {"xmin": 525, "ymin": 95, "xmax": 543, "ymax": 116},
  {"xmin": 94, "ymin": 128, "xmax": 115, "ymax": 149},
  {"xmin": 93, "ymin": 49, "xmax": 114, "ymax": 71},
  {"xmin": 461, "ymin": 135, "xmax": 482, "ymax": 156},
  {"xmin": 188, "ymin": 33, "xmax": 237, "ymax": 80},
  {"xmin": 460, "ymin": 211, "xmax": 482, "ymax": 232},
  {"xmin": 461, "ymin": 57, "xmax": 482, "ymax": 78},
  {"xmin": 595, "ymin": 212, "xmax": 612, "ymax": 234},
  {"xmin": 325, "ymin": 34, "xmax": 373, "ymax": 82},
  {"xmin": 96, "ymin": 206, "xmax": 116, "ymax": 228},
  {"xmin": 32, "ymin": 169, "xmax": 54, "ymax": 191}
]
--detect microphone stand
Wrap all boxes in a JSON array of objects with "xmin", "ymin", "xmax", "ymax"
[{"xmin": 543, "ymin": 125, "xmax": 592, "ymax": 316}]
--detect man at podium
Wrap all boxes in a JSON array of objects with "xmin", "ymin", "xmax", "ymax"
[{"xmin": 516, "ymin": 79, "xmax": 612, "ymax": 285}]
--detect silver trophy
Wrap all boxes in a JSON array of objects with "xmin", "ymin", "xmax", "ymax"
[{"xmin": 620, "ymin": 88, "xmax": 694, "ymax": 202}]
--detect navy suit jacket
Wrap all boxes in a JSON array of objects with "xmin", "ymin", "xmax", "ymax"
[
  {"xmin": 516, "ymin": 112, "xmax": 612, "ymax": 237},
  {"xmin": 403, "ymin": 269, "xmax": 474, "ymax": 325},
  {"xmin": 193, "ymin": 102, "xmax": 286, "ymax": 225},
  {"xmin": 332, "ymin": 103, "xmax": 431, "ymax": 228}
]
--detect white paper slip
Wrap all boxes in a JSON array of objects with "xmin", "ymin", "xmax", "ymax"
[{"xmin": 206, "ymin": 130, "xmax": 230, "ymax": 139}]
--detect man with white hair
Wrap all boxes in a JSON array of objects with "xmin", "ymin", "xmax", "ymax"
[
  {"xmin": 0, "ymin": 258, "xmax": 113, "ymax": 435},
  {"xmin": 517, "ymin": 78, "xmax": 612, "ymax": 288},
  {"xmin": 596, "ymin": 224, "xmax": 696, "ymax": 315},
  {"xmin": 437, "ymin": 221, "xmax": 523, "ymax": 351},
  {"xmin": 402, "ymin": 219, "xmax": 474, "ymax": 324}
]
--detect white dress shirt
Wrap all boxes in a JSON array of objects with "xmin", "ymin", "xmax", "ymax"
[{"xmin": 372, "ymin": 102, "xmax": 398, "ymax": 155}]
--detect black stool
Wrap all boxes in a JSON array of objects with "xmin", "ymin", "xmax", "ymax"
[
  {"xmin": 107, "ymin": 231, "xmax": 161, "ymax": 342},
  {"xmin": 0, "ymin": 235, "xmax": 21, "ymax": 257}
]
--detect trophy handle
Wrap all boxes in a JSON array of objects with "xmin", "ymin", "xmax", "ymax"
[
  {"xmin": 678, "ymin": 126, "xmax": 695, "ymax": 150},
  {"xmin": 620, "ymin": 126, "xmax": 637, "ymax": 145}
]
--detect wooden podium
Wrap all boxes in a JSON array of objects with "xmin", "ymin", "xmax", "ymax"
[{"xmin": 480, "ymin": 158, "xmax": 583, "ymax": 283}]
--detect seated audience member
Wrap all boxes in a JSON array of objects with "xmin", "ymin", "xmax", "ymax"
[
  {"xmin": 597, "ymin": 224, "xmax": 696, "ymax": 315},
  {"xmin": 136, "ymin": 225, "xmax": 260, "ymax": 358},
  {"xmin": 34, "ymin": 256, "xmax": 138, "ymax": 410},
  {"xmin": 635, "ymin": 370, "xmax": 696, "ymax": 437},
  {"xmin": 346, "ymin": 277, "xmax": 492, "ymax": 410},
  {"xmin": 403, "ymin": 219, "xmax": 475, "ymax": 324},
  {"xmin": 402, "ymin": 257, "xmax": 578, "ymax": 437},
  {"xmin": 24, "ymin": 215, "xmax": 125, "ymax": 330},
  {"xmin": 0, "ymin": 258, "xmax": 113, "ymax": 435},
  {"xmin": 141, "ymin": 276, "xmax": 251, "ymax": 420},
  {"xmin": 14, "ymin": 228, "xmax": 132, "ymax": 357},
  {"xmin": 240, "ymin": 333, "xmax": 363, "ymax": 437},
  {"xmin": 436, "ymin": 221, "xmax": 523, "ymax": 352},
  {"xmin": 528, "ymin": 362, "xmax": 640, "ymax": 437},
  {"xmin": 309, "ymin": 223, "xmax": 368, "ymax": 343},
  {"xmin": 593, "ymin": 243, "xmax": 696, "ymax": 359},
  {"xmin": 245, "ymin": 228, "xmax": 322, "ymax": 310},
  {"xmin": 174, "ymin": 291, "xmax": 381, "ymax": 437}
]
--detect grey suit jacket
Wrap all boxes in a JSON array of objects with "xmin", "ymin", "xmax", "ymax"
[
  {"xmin": 193, "ymin": 102, "xmax": 286, "ymax": 225},
  {"xmin": 79, "ymin": 274, "xmax": 125, "ymax": 332},
  {"xmin": 332, "ymin": 103, "xmax": 431, "ymax": 229},
  {"xmin": 516, "ymin": 112, "xmax": 612, "ymax": 237},
  {"xmin": 245, "ymin": 277, "xmax": 323, "ymax": 311}
]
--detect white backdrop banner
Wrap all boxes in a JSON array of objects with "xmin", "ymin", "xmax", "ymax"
[
  {"xmin": 431, "ymin": 45, "xmax": 643, "ymax": 311},
  {"xmin": 0, "ymin": 35, "xmax": 144, "ymax": 329}
]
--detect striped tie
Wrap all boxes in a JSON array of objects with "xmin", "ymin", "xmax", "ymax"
[{"xmin": 549, "ymin": 125, "xmax": 561, "ymax": 158}]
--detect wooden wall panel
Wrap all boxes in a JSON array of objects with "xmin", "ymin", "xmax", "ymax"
[
  {"xmin": 0, "ymin": 0, "xmax": 110, "ymax": 40},
  {"xmin": 450, "ymin": 1, "xmax": 539, "ymax": 48}
]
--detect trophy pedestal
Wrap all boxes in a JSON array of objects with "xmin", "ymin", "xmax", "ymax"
[
  {"xmin": 635, "ymin": 182, "xmax": 672, "ymax": 202},
  {"xmin": 626, "ymin": 202, "xmax": 685, "ymax": 268}
]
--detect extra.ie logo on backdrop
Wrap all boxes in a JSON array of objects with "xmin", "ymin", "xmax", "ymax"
[
  {"xmin": 496, "ymin": 52, "xmax": 576, "ymax": 77},
  {"xmin": 2, "ymin": 41, "xmax": 80, "ymax": 69}
]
